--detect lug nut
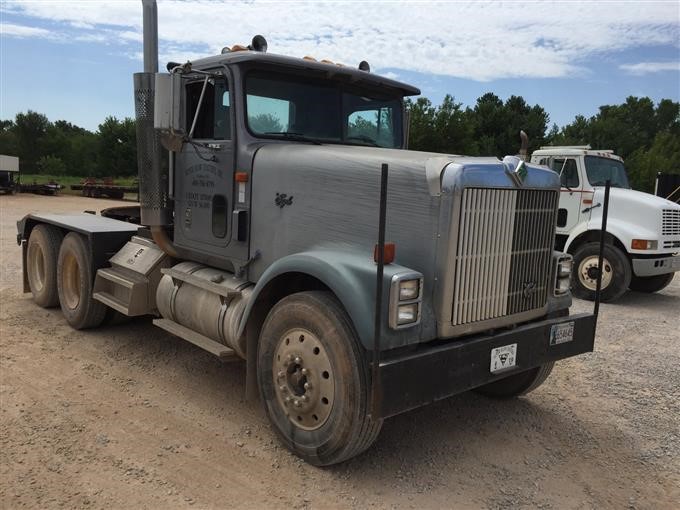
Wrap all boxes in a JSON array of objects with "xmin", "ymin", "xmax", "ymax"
[
  {"xmin": 294, "ymin": 399, "xmax": 301, "ymax": 408},
  {"xmin": 294, "ymin": 356, "xmax": 302, "ymax": 364},
  {"xmin": 301, "ymin": 368, "xmax": 308, "ymax": 375},
  {"xmin": 303, "ymin": 382, "xmax": 311, "ymax": 390},
  {"xmin": 279, "ymin": 385, "xmax": 287, "ymax": 393},
  {"xmin": 277, "ymin": 370, "xmax": 284, "ymax": 379},
  {"xmin": 284, "ymin": 396, "xmax": 291, "ymax": 405},
  {"xmin": 301, "ymin": 395, "xmax": 309, "ymax": 402}
]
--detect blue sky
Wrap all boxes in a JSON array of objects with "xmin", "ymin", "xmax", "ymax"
[{"xmin": 1, "ymin": 0, "xmax": 679, "ymax": 132}]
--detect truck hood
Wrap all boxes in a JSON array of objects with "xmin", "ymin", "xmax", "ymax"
[
  {"xmin": 254, "ymin": 143, "xmax": 559, "ymax": 195},
  {"xmin": 589, "ymin": 187, "xmax": 680, "ymax": 241}
]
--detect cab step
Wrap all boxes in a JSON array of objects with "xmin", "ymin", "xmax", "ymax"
[{"xmin": 153, "ymin": 318, "xmax": 239, "ymax": 361}]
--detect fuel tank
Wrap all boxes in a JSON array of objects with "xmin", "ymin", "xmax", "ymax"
[{"xmin": 156, "ymin": 261, "xmax": 253, "ymax": 358}]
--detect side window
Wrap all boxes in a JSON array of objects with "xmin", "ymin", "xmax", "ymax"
[
  {"xmin": 185, "ymin": 78, "xmax": 231, "ymax": 140},
  {"xmin": 247, "ymin": 95, "xmax": 291, "ymax": 133},
  {"xmin": 551, "ymin": 158, "xmax": 579, "ymax": 188},
  {"xmin": 538, "ymin": 158, "xmax": 549, "ymax": 166},
  {"xmin": 346, "ymin": 107, "xmax": 395, "ymax": 146}
]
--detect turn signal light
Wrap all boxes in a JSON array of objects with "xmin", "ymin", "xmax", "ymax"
[
  {"xmin": 631, "ymin": 239, "xmax": 657, "ymax": 250},
  {"xmin": 374, "ymin": 243, "xmax": 395, "ymax": 264}
]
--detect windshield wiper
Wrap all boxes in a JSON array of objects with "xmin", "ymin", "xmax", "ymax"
[
  {"xmin": 263, "ymin": 131, "xmax": 322, "ymax": 145},
  {"xmin": 345, "ymin": 135, "xmax": 380, "ymax": 147}
]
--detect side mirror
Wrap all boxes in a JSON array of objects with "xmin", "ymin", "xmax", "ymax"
[{"xmin": 154, "ymin": 73, "xmax": 184, "ymax": 151}]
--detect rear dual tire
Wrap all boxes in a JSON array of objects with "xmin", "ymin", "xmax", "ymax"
[
  {"xmin": 26, "ymin": 225, "xmax": 64, "ymax": 308},
  {"xmin": 56, "ymin": 233, "xmax": 107, "ymax": 330}
]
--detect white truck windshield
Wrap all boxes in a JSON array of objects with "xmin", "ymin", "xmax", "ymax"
[
  {"xmin": 584, "ymin": 156, "xmax": 631, "ymax": 189},
  {"xmin": 245, "ymin": 71, "xmax": 403, "ymax": 148}
]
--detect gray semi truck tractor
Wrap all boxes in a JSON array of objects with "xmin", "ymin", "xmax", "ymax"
[{"xmin": 16, "ymin": 0, "xmax": 598, "ymax": 465}]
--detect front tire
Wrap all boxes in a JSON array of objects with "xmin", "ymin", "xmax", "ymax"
[
  {"xmin": 474, "ymin": 362, "xmax": 555, "ymax": 398},
  {"xmin": 257, "ymin": 291, "xmax": 382, "ymax": 466},
  {"xmin": 629, "ymin": 273, "xmax": 675, "ymax": 293},
  {"xmin": 57, "ymin": 233, "xmax": 107, "ymax": 330},
  {"xmin": 571, "ymin": 242, "xmax": 631, "ymax": 302}
]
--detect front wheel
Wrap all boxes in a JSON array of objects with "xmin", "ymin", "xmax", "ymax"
[
  {"xmin": 474, "ymin": 362, "xmax": 555, "ymax": 398},
  {"xmin": 571, "ymin": 242, "xmax": 631, "ymax": 302},
  {"xmin": 257, "ymin": 291, "xmax": 382, "ymax": 466},
  {"xmin": 629, "ymin": 273, "xmax": 675, "ymax": 293}
]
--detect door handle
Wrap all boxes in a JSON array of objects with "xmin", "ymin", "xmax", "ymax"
[{"xmin": 582, "ymin": 202, "xmax": 601, "ymax": 213}]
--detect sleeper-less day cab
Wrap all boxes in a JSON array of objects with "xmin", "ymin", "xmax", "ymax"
[
  {"xmin": 16, "ymin": 0, "xmax": 598, "ymax": 465},
  {"xmin": 531, "ymin": 147, "xmax": 680, "ymax": 302}
]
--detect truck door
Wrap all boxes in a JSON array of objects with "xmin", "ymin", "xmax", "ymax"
[
  {"xmin": 174, "ymin": 74, "xmax": 235, "ymax": 257},
  {"xmin": 550, "ymin": 157, "xmax": 582, "ymax": 233}
]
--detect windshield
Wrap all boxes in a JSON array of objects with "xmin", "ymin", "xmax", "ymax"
[
  {"xmin": 584, "ymin": 156, "xmax": 631, "ymax": 189},
  {"xmin": 245, "ymin": 70, "xmax": 403, "ymax": 148}
]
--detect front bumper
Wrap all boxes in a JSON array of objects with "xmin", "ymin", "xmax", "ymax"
[
  {"xmin": 632, "ymin": 254, "xmax": 680, "ymax": 277},
  {"xmin": 375, "ymin": 313, "xmax": 596, "ymax": 418}
]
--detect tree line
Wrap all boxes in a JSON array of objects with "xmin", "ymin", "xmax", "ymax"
[{"xmin": 1, "ymin": 94, "xmax": 678, "ymax": 192}]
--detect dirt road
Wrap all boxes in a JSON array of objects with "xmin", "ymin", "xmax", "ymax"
[{"xmin": 1, "ymin": 194, "xmax": 678, "ymax": 509}]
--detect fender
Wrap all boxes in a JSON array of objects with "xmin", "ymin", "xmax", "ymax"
[
  {"xmin": 564, "ymin": 217, "xmax": 655, "ymax": 254},
  {"xmin": 236, "ymin": 249, "xmax": 436, "ymax": 351}
]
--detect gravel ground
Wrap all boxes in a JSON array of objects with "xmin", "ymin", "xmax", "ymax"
[{"xmin": 1, "ymin": 193, "xmax": 678, "ymax": 509}]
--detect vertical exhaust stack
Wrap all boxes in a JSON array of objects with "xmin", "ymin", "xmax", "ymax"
[{"xmin": 134, "ymin": 0, "xmax": 172, "ymax": 228}]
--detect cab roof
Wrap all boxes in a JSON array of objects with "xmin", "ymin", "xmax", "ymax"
[
  {"xmin": 532, "ymin": 146, "xmax": 623, "ymax": 162},
  {"xmin": 186, "ymin": 50, "xmax": 421, "ymax": 97}
]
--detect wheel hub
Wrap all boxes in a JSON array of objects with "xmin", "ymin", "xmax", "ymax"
[
  {"xmin": 578, "ymin": 255, "xmax": 613, "ymax": 291},
  {"xmin": 272, "ymin": 329, "xmax": 334, "ymax": 431}
]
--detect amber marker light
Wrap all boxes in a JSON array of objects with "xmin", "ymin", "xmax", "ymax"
[
  {"xmin": 374, "ymin": 243, "xmax": 395, "ymax": 264},
  {"xmin": 235, "ymin": 172, "xmax": 249, "ymax": 182}
]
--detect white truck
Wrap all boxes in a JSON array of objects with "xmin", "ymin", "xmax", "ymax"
[{"xmin": 531, "ymin": 146, "xmax": 680, "ymax": 301}]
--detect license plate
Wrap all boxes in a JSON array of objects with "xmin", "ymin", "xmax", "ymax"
[
  {"xmin": 550, "ymin": 321, "xmax": 575, "ymax": 345},
  {"xmin": 490, "ymin": 343, "xmax": 517, "ymax": 373}
]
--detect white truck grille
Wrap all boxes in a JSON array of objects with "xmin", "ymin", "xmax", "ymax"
[
  {"xmin": 662, "ymin": 209, "xmax": 680, "ymax": 236},
  {"xmin": 452, "ymin": 188, "xmax": 558, "ymax": 326}
]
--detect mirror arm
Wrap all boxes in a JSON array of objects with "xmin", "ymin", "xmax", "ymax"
[{"xmin": 188, "ymin": 75, "xmax": 210, "ymax": 139}]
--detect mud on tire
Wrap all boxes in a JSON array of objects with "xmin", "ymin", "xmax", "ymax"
[
  {"xmin": 257, "ymin": 291, "xmax": 382, "ymax": 466},
  {"xmin": 26, "ymin": 224, "xmax": 64, "ymax": 308},
  {"xmin": 57, "ymin": 232, "xmax": 107, "ymax": 330}
]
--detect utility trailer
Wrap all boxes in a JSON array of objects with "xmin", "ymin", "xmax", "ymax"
[
  {"xmin": 0, "ymin": 155, "xmax": 19, "ymax": 194},
  {"xmin": 16, "ymin": 0, "xmax": 599, "ymax": 465},
  {"xmin": 71, "ymin": 178, "xmax": 138, "ymax": 200}
]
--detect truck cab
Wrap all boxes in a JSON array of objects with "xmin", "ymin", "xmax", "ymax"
[
  {"xmin": 15, "ymin": 0, "xmax": 599, "ymax": 466},
  {"xmin": 531, "ymin": 146, "xmax": 680, "ymax": 301}
]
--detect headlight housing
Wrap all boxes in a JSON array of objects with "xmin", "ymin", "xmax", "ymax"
[
  {"xmin": 554, "ymin": 254, "xmax": 573, "ymax": 295},
  {"xmin": 389, "ymin": 273, "xmax": 424, "ymax": 329}
]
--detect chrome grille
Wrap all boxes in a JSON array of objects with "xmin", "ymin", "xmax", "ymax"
[
  {"xmin": 452, "ymin": 188, "xmax": 558, "ymax": 326},
  {"xmin": 662, "ymin": 209, "xmax": 680, "ymax": 236}
]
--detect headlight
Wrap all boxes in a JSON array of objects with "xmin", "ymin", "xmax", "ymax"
[
  {"xmin": 555, "ymin": 255, "xmax": 572, "ymax": 295},
  {"xmin": 389, "ymin": 272, "xmax": 423, "ymax": 329},
  {"xmin": 559, "ymin": 258, "xmax": 572, "ymax": 278},
  {"xmin": 397, "ymin": 303, "xmax": 419, "ymax": 325},
  {"xmin": 399, "ymin": 279, "xmax": 420, "ymax": 301}
]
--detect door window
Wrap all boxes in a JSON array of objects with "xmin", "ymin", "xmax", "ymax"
[
  {"xmin": 185, "ymin": 79, "xmax": 231, "ymax": 140},
  {"xmin": 551, "ymin": 158, "xmax": 579, "ymax": 188}
]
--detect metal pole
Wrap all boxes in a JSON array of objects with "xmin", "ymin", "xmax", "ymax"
[
  {"xmin": 141, "ymin": 0, "xmax": 158, "ymax": 73},
  {"xmin": 371, "ymin": 163, "xmax": 389, "ymax": 417},
  {"xmin": 593, "ymin": 179, "xmax": 611, "ymax": 321}
]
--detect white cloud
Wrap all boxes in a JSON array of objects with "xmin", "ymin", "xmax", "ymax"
[
  {"xmin": 620, "ymin": 61, "xmax": 680, "ymax": 75},
  {"xmin": 2, "ymin": 0, "xmax": 679, "ymax": 81},
  {"xmin": 0, "ymin": 22, "xmax": 52, "ymax": 38}
]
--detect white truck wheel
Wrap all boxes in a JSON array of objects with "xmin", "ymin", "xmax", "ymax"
[{"xmin": 571, "ymin": 242, "xmax": 631, "ymax": 302}]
